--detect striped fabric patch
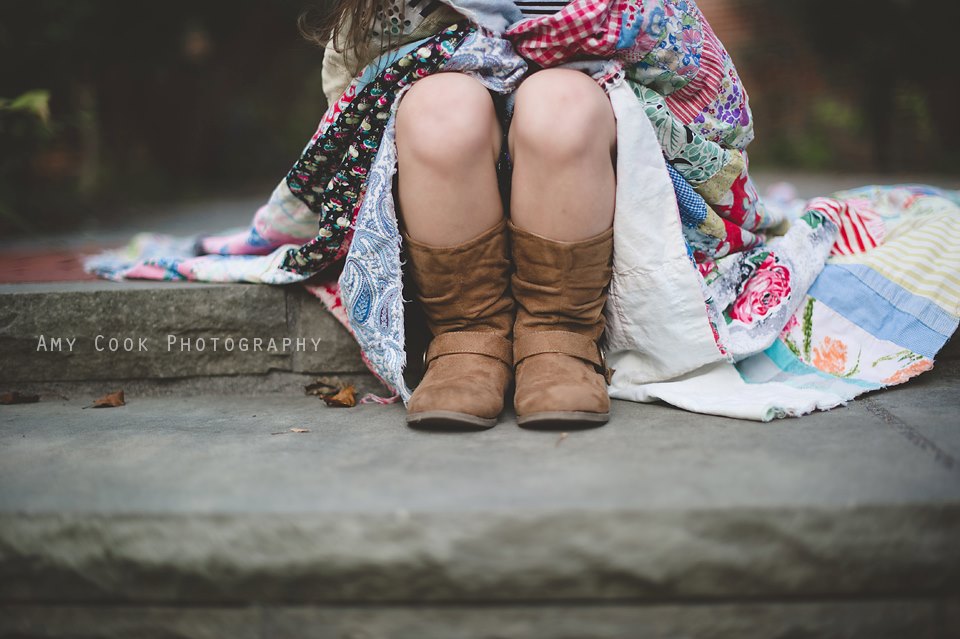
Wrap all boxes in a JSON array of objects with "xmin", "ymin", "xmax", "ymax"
[
  {"xmin": 808, "ymin": 265, "xmax": 954, "ymax": 359},
  {"xmin": 664, "ymin": 21, "xmax": 725, "ymax": 124},
  {"xmin": 516, "ymin": 1, "xmax": 571, "ymax": 16},
  {"xmin": 830, "ymin": 212, "xmax": 960, "ymax": 316},
  {"xmin": 808, "ymin": 197, "xmax": 885, "ymax": 257}
]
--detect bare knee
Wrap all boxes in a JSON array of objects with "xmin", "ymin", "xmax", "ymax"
[
  {"xmin": 396, "ymin": 73, "xmax": 501, "ymax": 170},
  {"xmin": 509, "ymin": 69, "xmax": 616, "ymax": 161}
]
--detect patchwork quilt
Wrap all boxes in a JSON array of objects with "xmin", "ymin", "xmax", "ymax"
[{"xmin": 85, "ymin": 0, "xmax": 959, "ymax": 419}]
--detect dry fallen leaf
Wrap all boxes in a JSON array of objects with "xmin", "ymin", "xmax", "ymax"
[
  {"xmin": 92, "ymin": 390, "xmax": 125, "ymax": 408},
  {"xmin": 1, "ymin": 391, "xmax": 40, "ymax": 405},
  {"xmin": 290, "ymin": 427, "xmax": 310, "ymax": 433},
  {"xmin": 322, "ymin": 385, "xmax": 356, "ymax": 408},
  {"xmin": 304, "ymin": 377, "xmax": 341, "ymax": 397},
  {"xmin": 306, "ymin": 377, "xmax": 358, "ymax": 408}
]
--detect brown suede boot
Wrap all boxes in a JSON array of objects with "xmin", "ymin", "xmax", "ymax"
[
  {"xmin": 403, "ymin": 219, "xmax": 515, "ymax": 429},
  {"xmin": 510, "ymin": 221, "xmax": 614, "ymax": 428}
]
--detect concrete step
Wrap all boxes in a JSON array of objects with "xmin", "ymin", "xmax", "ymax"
[
  {"xmin": 1, "ymin": 363, "xmax": 959, "ymax": 637},
  {"xmin": 0, "ymin": 281, "xmax": 384, "ymax": 397},
  {"xmin": 2, "ymin": 280, "xmax": 958, "ymax": 398}
]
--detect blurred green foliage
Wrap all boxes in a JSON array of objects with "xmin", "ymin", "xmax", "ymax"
[
  {"xmin": 0, "ymin": 91, "xmax": 54, "ymax": 229},
  {"xmin": 0, "ymin": 0, "xmax": 331, "ymax": 234},
  {"xmin": 0, "ymin": 91, "xmax": 52, "ymax": 123}
]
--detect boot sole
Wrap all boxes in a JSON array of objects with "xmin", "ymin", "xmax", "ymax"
[
  {"xmin": 406, "ymin": 410, "xmax": 497, "ymax": 431},
  {"xmin": 517, "ymin": 411, "xmax": 610, "ymax": 430}
]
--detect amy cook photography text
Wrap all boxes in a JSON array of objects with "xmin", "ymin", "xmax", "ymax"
[{"xmin": 35, "ymin": 335, "xmax": 326, "ymax": 353}]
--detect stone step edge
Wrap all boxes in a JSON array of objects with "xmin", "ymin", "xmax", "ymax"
[
  {"xmin": 1, "ymin": 281, "xmax": 957, "ymax": 386},
  {"xmin": 0, "ymin": 371, "xmax": 383, "ymax": 400},
  {"xmin": 2, "ymin": 505, "xmax": 958, "ymax": 605},
  {"xmin": 1, "ymin": 600, "xmax": 954, "ymax": 639},
  {"xmin": 0, "ymin": 282, "xmax": 371, "ymax": 384}
]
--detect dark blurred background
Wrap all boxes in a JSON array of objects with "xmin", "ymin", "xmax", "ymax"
[{"xmin": 1, "ymin": 0, "xmax": 958, "ymax": 237}]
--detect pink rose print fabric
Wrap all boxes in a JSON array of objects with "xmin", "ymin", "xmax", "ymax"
[{"xmin": 728, "ymin": 253, "xmax": 792, "ymax": 325}]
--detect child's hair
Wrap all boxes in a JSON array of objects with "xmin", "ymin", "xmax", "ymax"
[{"xmin": 299, "ymin": 0, "xmax": 406, "ymax": 53}]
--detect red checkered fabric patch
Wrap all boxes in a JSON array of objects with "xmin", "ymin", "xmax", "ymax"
[{"xmin": 506, "ymin": 0, "xmax": 625, "ymax": 66}]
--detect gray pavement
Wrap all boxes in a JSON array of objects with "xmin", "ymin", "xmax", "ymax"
[
  {"xmin": 1, "ymin": 364, "xmax": 958, "ymax": 615},
  {"xmin": 2, "ymin": 367, "xmax": 959, "ymax": 516},
  {"xmin": 750, "ymin": 170, "xmax": 960, "ymax": 200},
  {"xmin": 0, "ymin": 196, "xmax": 265, "ymax": 253}
]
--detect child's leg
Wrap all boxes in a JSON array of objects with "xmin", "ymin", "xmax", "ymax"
[
  {"xmin": 395, "ymin": 72, "xmax": 514, "ymax": 429},
  {"xmin": 507, "ymin": 68, "xmax": 618, "ymax": 428},
  {"xmin": 509, "ymin": 68, "xmax": 617, "ymax": 241},
  {"xmin": 396, "ymin": 72, "xmax": 505, "ymax": 246}
]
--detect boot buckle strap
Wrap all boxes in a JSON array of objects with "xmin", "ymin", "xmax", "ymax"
[
  {"xmin": 514, "ymin": 331, "xmax": 602, "ymax": 367},
  {"xmin": 515, "ymin": 332, "xmax": 614, "ymax": 386},
  {"xmin": 426, "ymin": 332, "xmax": 514, "ymax": 367}
]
